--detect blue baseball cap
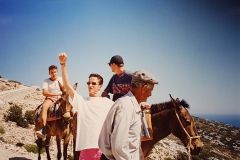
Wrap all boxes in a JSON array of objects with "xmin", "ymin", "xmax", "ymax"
[{"xmin": 108, "ymin": 55, "xmax": 124, "ymax": 65}]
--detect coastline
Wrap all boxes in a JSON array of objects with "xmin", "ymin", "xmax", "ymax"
[{"xmin": 193, "ymin": 114, "xmax": 240, "ymax": 128}]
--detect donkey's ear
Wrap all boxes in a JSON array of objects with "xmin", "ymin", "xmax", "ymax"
[
  {"xmin": 170, "ymin": 94, "xmax": 182, "ymax": 110},
  {"xmin": 175, "ymin": 98, "xmax": 183, "ymax": 111},
  {"xmin": 170, "ymin": 97, "xmax": 182, "ymax": 110},
  {"xmin": 58, "ymin": 81, "xmax": 64, "ymax": 92},
  {"xmin": 176, "ymin": 98, "xmax": 180, "ymax": 103},
  {"xmin": 73, "ymin": 83, "xmax": 78, "ymax": 90},
  {"xmin": 169, "ymin": 94, "xmax": 177, "ymax": 107}
]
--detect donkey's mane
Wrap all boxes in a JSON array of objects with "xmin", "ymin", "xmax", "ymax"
[{"xmin": 150, "ymin": 99, "xmax": 189, "ymax": 115}]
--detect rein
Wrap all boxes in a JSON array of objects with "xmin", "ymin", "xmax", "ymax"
[{"xmin": 174, "ymin": 109, "xmax": 200, "ymax": 160}]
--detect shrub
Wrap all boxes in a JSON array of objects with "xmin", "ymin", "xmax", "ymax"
[
  {"xmin": 4, "ymin": 104, "xmax": 29, "ymax": 128},
  {"xmin": 0, "ymin": 137, "xmax": 7, "ymax": 143},
  {"xmin": 17, "ymin": 118, "xmax": 29, "ymax": 128},
  {"xmin": 24, "ymin": 144, "xmax": 39, "ymax": 154},
  {"xmin": 176, "ymin": 151, "xmax": 189, "ymax": 160},
  {"xmin": 25, "ymin": 144, "xmax": 46, "ymax": 154},
  {"xmin": 67, "ymin": 155, "xmax": 74, "ymax": 160},
  {"xmin": 24, "ymin": 110, "xmax": 34, "ymax": 125},
  {"xmin": 0, "ymin": 124, "xmax": 5, "ymax": 134},
  {"xmin": 5, "ymin": 104, "xmax": 22, "ymax": 121}
]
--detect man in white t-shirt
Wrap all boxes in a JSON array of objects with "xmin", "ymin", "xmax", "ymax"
[
  {"xmin": 58, "ymin": 52, "xmax": 114, "ymax": 160},
  {"xmin": 36, "ymin": 65, "xmax": 63, "ymax": 138}
]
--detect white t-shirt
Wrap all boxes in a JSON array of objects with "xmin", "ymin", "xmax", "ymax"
[
  {"xmin": 69, "ymin": 91, "xmax": 114, "ymax": 151},
  {"xmin": 42, "ymin": 77, "xmax": 63, "ymax": 94}
]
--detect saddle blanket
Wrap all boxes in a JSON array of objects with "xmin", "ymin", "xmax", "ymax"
[{"xmin": 35, "ymin": 103, "xmax": 61, "ymax": 122}]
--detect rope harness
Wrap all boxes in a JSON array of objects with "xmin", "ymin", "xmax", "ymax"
[{"xmin": 175, "ymin": 109, "xmax": 200, "ymax": 160}]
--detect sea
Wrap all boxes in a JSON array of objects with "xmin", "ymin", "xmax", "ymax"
[{"xmin": 193, "ymin": 114, "xmax": 240, "ymax": 129}]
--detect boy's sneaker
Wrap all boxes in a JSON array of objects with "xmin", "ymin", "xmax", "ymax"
[{"xmin": 36, "ymin": 128, "xmax": 46, "ymax": 139}]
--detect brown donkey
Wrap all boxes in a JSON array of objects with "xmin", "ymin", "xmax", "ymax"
[
  {"xmin": 33, "ymin": 82, "xmax": 77, "ymax": 160},
  {"xmin": 142, "ymin": 94, "xmax": 203, "ymax": 159}
]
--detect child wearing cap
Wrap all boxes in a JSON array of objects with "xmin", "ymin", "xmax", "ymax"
[{"xmin": 101, "ymin": 55, "xmax": 133, "ymax": 101}]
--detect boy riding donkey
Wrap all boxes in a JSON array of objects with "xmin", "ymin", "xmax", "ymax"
[{"xmin": 36, "ymin": 65, "xmax": 73, "ymax": 138}]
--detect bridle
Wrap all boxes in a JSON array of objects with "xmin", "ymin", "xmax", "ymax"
[
  {"xmin": 59, "ymin": 91, "xmax": 73, "ymax": 120},
  {"xmin": 174, "ymin": 108, "xmax": 200, "ymax": 160}
]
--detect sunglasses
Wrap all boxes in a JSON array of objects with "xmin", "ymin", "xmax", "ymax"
[{"xmin": 87, "ymin": 82, "xmax": 98, "ymax": 85}]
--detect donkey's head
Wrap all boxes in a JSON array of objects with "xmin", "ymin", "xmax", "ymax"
[
  {"xmin": 58, "ymin": 81, "xmax": 78, "ymax": 119},
  {"xmin": 169, "ymin": 94, "xmax": 203, "ymax": 155}
]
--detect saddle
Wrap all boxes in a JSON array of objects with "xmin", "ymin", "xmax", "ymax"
[{"xmin": 35, "ymin": 102, "xmax": 61, "ymax": 122}]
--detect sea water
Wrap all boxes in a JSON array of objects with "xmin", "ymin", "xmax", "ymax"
[{"xmin": 193, "ymin": 114, "xmax": 240, "ymax": 128}]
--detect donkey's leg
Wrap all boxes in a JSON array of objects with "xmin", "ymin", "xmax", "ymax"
[
  {"xmin": 63, "ymin": 139, "xmax": 69, "ymax": 160},
  {"xmin": 73, "ymin": 138, "xmax": 80, "ymax": 160},
  {"xmin": 45, "ymin": 136, "xmax": 52, "ymax": 160},
  {"xmin": 36, "ymin": 138, "xmax": 42, "ymax": 160},
  {"xmin": 74, "ymin": 151, "xmax": 80, "ymax": 160},
  {"xmin": 56, "ymin": 135, "xmax": 62, "ymax": 160}
]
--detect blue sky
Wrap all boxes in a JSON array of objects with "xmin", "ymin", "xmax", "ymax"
[{"xmin": 0, "ymin": 0, "xmax": 239, "ymax": 115}]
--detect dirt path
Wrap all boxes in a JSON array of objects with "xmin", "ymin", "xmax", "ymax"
[{"xmin": 0, "ymin": 85, "xmax": 30, "ymax": 96}]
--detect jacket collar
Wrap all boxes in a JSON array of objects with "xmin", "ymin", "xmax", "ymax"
[{"xmin": 126, "ymin": 91, "xmax": 141, "ymax": 113}]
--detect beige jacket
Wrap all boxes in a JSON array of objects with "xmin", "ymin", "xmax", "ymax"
[{"xmin": 98, "ymin": 91, "xmax": 144, "ymax": 160}]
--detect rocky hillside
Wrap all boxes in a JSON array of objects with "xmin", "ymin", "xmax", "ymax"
[
  {"xmin": 192, "ymin": 117, "xmax": 240, "ymax": 160},
  {"xmin": 147, "ymin": 117, "xmax": 240, "ymax": 160},
  {"xmin": 0, "ymin": 77, "xmax": 239, "ymax": 160},
  {"xmin": 0, "ymin": 77, "xmax": 74, "ymax": 160}
]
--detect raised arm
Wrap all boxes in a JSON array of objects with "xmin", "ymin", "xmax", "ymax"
[{"xmin": 58, "ymin": 52, "xmax": 75, "ymax": 99}]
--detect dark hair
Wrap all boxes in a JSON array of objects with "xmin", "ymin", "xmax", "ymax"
[
  {"xmin": 89, "ymin": 73, "xmax": 103, "ymax": 85},
  {"xmin": 131, "ymin": 83, "xmax": 138, "ymax": 88},
  {"xmin": 48, "ymin": 65, "xmax": 58, "ymax": 72}
]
